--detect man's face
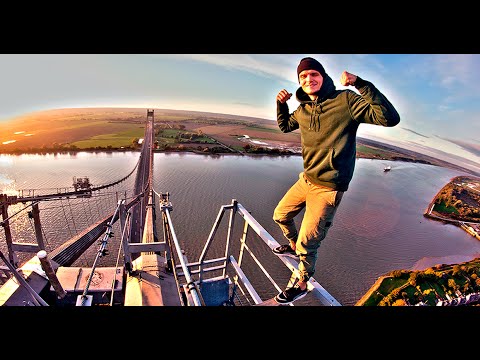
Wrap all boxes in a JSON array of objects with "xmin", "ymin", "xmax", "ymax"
[{"xmin": 299, "ymin": 70, "xmax": 323, "ymax": 95}]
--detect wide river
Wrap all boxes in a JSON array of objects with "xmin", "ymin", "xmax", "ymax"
[{"xmin": 1, "ymin": 151, "xmax": 479, "ymax": 306}]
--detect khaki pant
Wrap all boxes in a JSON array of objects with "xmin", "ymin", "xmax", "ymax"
[{"xmin": 273, "ymin": 172, "xmax": 344, "ymax": 283}]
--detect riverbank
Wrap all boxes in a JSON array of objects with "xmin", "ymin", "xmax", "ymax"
[
  {"xmin": 423, "ymin": 175, "xmax": 480, "ymax": 238},
  {"xmin": 356, "ymin": 255, "xmax": 480, "ymax": 306},
  {"xmin": 356, "ymin": 174, "xmax": 480, "ymax": 306}
]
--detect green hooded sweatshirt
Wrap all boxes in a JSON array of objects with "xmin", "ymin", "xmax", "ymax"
[{"xmin": 277, "ymin": 73, "xmax": 400, "ymax": 191}]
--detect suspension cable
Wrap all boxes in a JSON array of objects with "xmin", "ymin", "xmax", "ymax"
[
  {"xmin": 0, "ymin": 201, "xmax": 38, "ymax": 227},
  {"xmin": 59, "ymin": 198, "xmax": 74, "ymax": 238},
  {"xmin": 66, "ymin": 197, "xmax": 78, "ymax": 235}
]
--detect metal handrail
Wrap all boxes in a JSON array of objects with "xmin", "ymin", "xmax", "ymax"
[
  {"xmin": 197, "ymin": 202, "xmax": 235, "ymax": 283},
  {"xmin": 236, "ymin": 203, "xmax": 341, "ymax": 306},
  {"xmin": 0, "ymin": 250, "xmax": 48, "ymax": 306},
  {"xmin": 178, "ymin": 199, "xmax": 341, "ymax": 306},
  {"xmin": 157, "ymin": 193, "xmax": 203, "ymax": 306},
  {"xmin": 152, "ymin": 193, "xmax": 341, "ymax": 306}
]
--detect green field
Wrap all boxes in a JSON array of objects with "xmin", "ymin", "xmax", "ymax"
[
  {"xmin": 156, "ymin": 129, "xmax": 216, "ymax": 144},
  {"xmin": 244, "ymin": 125, "xmax": 279, "ymax": 133},
  {"xmin": 356, "ymin": 144, "xmax": 390, "ymax": 157},
  {"xmin": 433, "ymin": 200, "xmax": 460, "ymax": 214},
  {"xmin": 71, "ymin": 128, "xmax": 146, "ymax": 148}
]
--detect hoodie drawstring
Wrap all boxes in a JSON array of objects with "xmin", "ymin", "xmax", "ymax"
[{"xmin": 309, "ymin": 99, "xmax": 321, "ymax": 131}]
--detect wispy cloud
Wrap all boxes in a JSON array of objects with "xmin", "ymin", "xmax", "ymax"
[
  {"xmin": 401, "ymin": 139, "xmax": 480, "ymax": 168},
  {"xmin": 401, "ymin": 127, "xmax": 430, "ymax": 138},
  {"xmin": 154, "ymin": 54, "xmax": 297, "ymax": 82},
  {"xmin": 436, "ymin": 135, "xmax": 480, "ymax": 158},
  {"xmin": 431, "ymin": 54, "xmax": 478, "ymax": 88},
  {"xmin": 429, "ymin": 54, "xmax": 480, "ymax": 107}
]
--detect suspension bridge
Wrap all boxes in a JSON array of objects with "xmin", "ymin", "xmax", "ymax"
[{"xmin": 0, "ymin": 109, "xmax": 340, "ymax": 307}]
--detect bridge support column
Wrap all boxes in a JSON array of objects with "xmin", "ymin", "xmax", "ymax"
[
  {"xmin": 119, "ymin": 201, "xmax": 132, "ymax": 272},
  {"xmin": 1, "ymin": 196, "xmax": 18, "ymax": 267},
  {"xmin": 31, "ymin": 202, "xmax": 46, "ymax": 251}
]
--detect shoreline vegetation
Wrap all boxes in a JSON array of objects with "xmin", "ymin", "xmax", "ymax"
[
  {"xmin": 2, "ymin": 107, "xmax": 480, "ymax": 306},
  {"xmin": 356, "ymin": 175, "xmax": 480, "ymax": 306}
]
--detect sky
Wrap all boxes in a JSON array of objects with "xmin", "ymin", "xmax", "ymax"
[{"xmin": 0, "ymin": 53, "xmax": 479, "ymax": 173}]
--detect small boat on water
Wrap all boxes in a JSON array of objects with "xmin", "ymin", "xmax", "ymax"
[{"xmin": 384, "ymin": 166, "xmax": 392, "ymax": 172}]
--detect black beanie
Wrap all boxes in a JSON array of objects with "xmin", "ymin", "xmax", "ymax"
[{"xmin": 297, "ymin": 57, "xmax": 326, "ymax": 81}]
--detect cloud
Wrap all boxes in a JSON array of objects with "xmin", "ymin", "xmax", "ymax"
[
  {"xmin": 429, "ymin": 55, "xmax": 480, "ymax": 106},
  {"xmin": 401, "ymin": 127, "xmax": 430, "ymax": 138},
  {"xmin": 436, "ymin": 136, "xmax": 480, "ymax": 158},
  {"xmin": 155, "ymin": 54, "xmax": 297, "ymax": 82},
  {"xmin": 400, "ymin": 139, "xmax": 480, "ymax": 169}
]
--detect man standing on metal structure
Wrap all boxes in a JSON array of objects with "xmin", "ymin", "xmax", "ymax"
[{"xmin": 272, "ymin": 57, "xmax": 400, "ymax": 304}]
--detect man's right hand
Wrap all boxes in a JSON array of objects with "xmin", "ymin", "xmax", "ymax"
[{"xmin": 277, "ymin": 89, "xmax": 292, "ymax": 104}]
